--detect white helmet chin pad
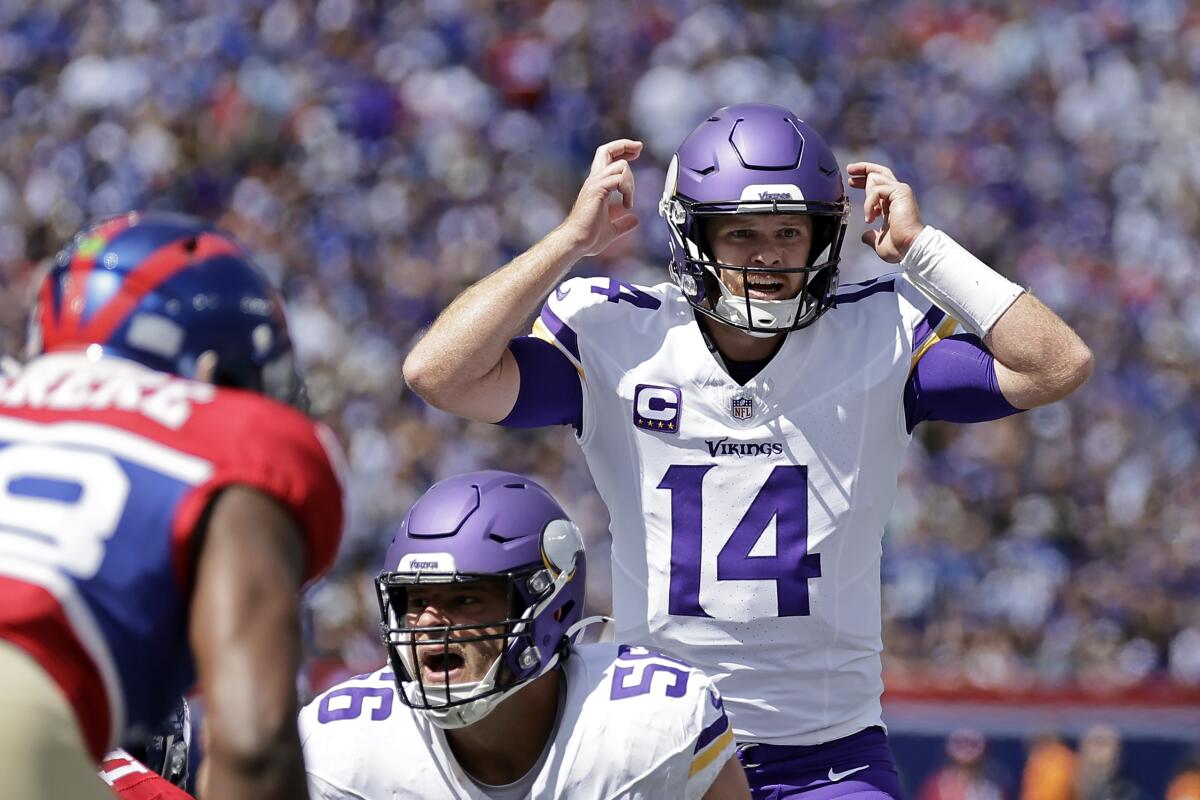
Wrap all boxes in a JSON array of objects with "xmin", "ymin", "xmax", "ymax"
[
  {"xmin": 395, "ymin": 593, "xmax": 567, "ymax": 730},
  {"xmin": 403, "ymin": 649, "xmax": 559, "ymax": 729},
  {"xmin": 402, "ymin": 653, "xmax": 506, "ymax": 729},
  {"xmin": 709, "ymin": 265, "xmax": 809, "ymax": 336}
]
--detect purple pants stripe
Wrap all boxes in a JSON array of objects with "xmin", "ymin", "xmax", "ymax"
[{"xmin": 737, "ymin": 728, "xmax": 907, "ymax": 800}]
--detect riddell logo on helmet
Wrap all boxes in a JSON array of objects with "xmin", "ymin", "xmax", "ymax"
[{"xmin": 759, "ymin": 191, "xmax": 793, "ymax": 200}]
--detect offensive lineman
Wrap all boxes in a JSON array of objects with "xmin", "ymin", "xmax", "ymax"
[
  {"xmin": 300, "ymin": 470, "xmax": 750, "ymax": 799},
  {"xmin": 0, "ymin": 212, "xmax": 344, "ymax": 799},
  {"xmin": 403, "ymin": 104, "xmax": 1093, "ymax": 797}
]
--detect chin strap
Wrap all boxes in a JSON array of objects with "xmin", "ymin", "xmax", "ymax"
[
  {"xmin": 564, "ymin": 615, "xmax": 613, "ymax": 645},
  {"xmin": 707, "ymin": 264, "xmax": 813, "ymax": 335}
]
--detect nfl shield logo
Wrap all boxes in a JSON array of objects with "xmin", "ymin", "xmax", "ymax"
[{"xmin": 731, "ymin": 395, "xmax": 753, "ymax": 420}]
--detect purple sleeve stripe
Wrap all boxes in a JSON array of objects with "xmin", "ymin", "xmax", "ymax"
[
  {"xmin": 912, "ymin": 305, "xmax": 947, "ymax": 352},
  {"xmin": 693, "ymin": 709, "xmax": 730, "ymax": 754},
  {"xmin": 499, "ymin": 336, "xmax": 583, "ymax": 433},
  {"xmin": 904, "ymin": 333, "xmax": 1021, "ymax": 433},
  {"xmin": 538, "ymin": 304, "xmax": 580, "ymax": 361},
  {"xmin": 835, "ymin": 279, "xmax": 896, "ymax": 306}
]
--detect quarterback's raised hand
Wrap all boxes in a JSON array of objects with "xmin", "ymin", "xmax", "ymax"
[
  {"xmin": 404, "ymin": 138, "xmax": 645, "ymax": 424},
  {"xmin": 847, "ymin": 162, "xmax": 925, "ymax": 263},
  {"xmin": 558, "ymin": 139, "xmax": 643, "ymax": 258}
]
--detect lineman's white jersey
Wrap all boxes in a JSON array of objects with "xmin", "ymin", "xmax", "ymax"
[
  {"xmin": 531, "ymin": 275, "xmax": 957, "ymax": 746},
  {"xmin": 299, "ymin": 643, "xmax": 735, "ymax": 800}
]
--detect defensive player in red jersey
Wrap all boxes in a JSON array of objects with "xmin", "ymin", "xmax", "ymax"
[{"xmin": 0, "ymin": 212, "xmax": 345, "ymax": 799}]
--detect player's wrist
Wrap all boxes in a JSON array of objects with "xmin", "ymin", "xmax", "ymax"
[
  {"xmin": 545, "ymin": 222, "xmax": 595, "ymax": 264},
  {"xmin": 901, "ymin": 226, "xmax": 1025, "ymax": 338},
  {"xmin": 892, "ymin": 218, "xmax": 927, "ymax": 261},
  {"xmin": 902, "ymin": 225, "xmax": 1022, "ymax": 338}
]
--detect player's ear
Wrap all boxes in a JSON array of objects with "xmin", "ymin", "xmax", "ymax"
[{"xmin": 194, "ymin": 350, "xmax": 218, "ymax": 384}]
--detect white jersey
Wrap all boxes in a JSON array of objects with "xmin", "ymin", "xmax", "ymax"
[
  {"xmin": 531, "ymin": 275, "xmax": 956, "ymax": 745},
  {"xmin": 299, "ymin": 643, "xmax": 734, "ymax": 800}
]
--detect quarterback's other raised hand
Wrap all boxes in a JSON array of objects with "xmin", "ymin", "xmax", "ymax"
[
  {"xmin": 848, "ymin": 162, "xmax": 925, "ymax": 263},
  {"xmin": 558, "ymin": 139, "xmax": 643, "ymax": 258}
]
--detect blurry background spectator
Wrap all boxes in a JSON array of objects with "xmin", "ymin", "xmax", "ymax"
[
  {"xmin": 917, "ymin": 728, "xmax": 1010, "ymax": 800},
  {"xmin": 1075, "ymin": 724, "xmax": 1141, "ymax": 800},
  {"xmin": 1167, "ymin": 749, "xmax": 1200, "ymax": 800},
  {"xmin": 1019, "ymin": 732, "xmax": 1076, "ymax": 800},
  {"xmin": 1, "ymin": 0, "xmax": 1199, "ymax": 789}
]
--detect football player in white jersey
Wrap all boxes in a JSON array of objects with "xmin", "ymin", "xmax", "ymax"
[
  {"xmin": 299, "ymin": 470, "xmax": 750, "ymax": 800},
  {"xmin": 402, "ymin": 104, "xmax": 1093, "ymax": 798}
]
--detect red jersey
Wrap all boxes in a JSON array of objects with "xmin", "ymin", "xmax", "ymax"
[
  {"xmin": 99, "ymin": 749, "xmax": 195, "ymax": 800},
  {"xmin": 0, "ymin": 353, "xmax": 345, "ymax": 759}
]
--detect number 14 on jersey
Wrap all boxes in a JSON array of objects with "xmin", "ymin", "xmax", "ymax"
[{"xmin": 660, "ymin": 464, "xmax": 821, "ymax": 618}]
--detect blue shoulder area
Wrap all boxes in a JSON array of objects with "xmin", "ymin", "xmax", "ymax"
[{"xmin": 834, "ymin": 275, "xmax": 898, "ymax": 306}]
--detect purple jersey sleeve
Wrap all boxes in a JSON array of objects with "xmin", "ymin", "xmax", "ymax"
[
  {"xmin": 499, "ymin": 336, "xmax": 583, "ymax": 433},
  {"xmin": 904, "ymin": 333, "xmax": 1021, "ymax": 433}
]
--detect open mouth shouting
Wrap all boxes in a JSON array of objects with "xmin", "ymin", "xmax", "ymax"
[
  {"xmin": 741, "ymin": 274, "xmax": 791, "ymax": 300},
  {"xmin": 418, "ymin": 646, "xmax": 468, "ymax": 683}
]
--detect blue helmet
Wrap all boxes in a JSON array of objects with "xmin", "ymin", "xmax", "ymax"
[{"xmin": 29, "ymin": 211, "xmax": 305, "ymax": 408}]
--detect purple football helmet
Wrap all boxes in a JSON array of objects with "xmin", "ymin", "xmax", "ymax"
[
  {"xmin": 376, "ymin": 470, "xmax": 586, "ymax": 728},
  {"xmin": 658, "ymin": 103, "xmax": 850, "ymax": 334}
]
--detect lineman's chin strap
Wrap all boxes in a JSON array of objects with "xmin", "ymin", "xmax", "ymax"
[{"xmin": 564, "ymin": 615, "xmax": 613, "ymax": 645}]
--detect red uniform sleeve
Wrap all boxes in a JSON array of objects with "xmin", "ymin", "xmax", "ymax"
[
  {"xmin": 172, "ymin": 393, "xmax": 346, "ymax": 589},
  {"xmin": 99, "ymin": 752, "xmax": 196, "ymax": 799}
]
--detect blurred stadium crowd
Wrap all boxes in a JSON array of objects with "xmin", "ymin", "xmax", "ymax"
[{"xmin": 1, "ymin": 0, "xmax": 1199, "ymax": 705}]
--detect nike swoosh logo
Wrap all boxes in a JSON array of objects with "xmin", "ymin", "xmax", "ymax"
[
  {"xmin": 828, "ymin": 765, "xmax": 870, "ymax": 782},
  {"xmin": 555, "ymin": 286, "xmax": 571, "ymax": 301}
]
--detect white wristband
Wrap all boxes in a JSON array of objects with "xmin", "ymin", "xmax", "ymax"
[{"xmin": 900, "ymin": 225, "xmax": 1024, "ymax": 338}]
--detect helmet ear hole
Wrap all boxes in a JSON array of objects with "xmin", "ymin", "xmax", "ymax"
[{"xmin": 553, "ymin": 598, "xmax": 576, "ymax": 623}]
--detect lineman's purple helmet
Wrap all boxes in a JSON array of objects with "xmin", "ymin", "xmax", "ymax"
[
  {"xmin": 659, "ymin": 103, "xmax": 850, "ymax": 334},
  {"xmin": 376, "ymin": 471, "xmax": 585, "ymax": 728}
]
